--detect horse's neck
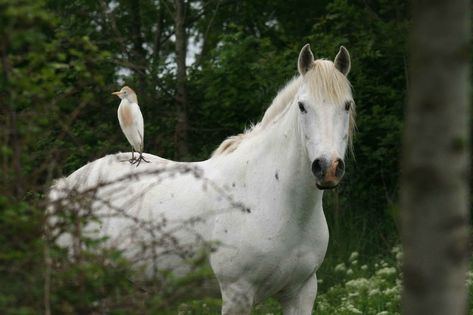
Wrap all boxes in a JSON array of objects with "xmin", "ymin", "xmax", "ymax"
[{"xmin": 242, "ymin": 99, "xmax": 324, "ymax": 217}]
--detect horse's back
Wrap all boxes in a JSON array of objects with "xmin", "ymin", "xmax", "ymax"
[{"xmin": 49, "ymin": 152, "xmax": 217, "ymax": 275}]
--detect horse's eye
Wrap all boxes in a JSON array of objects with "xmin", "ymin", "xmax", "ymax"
[
  {"xmin": 298, "ymin": 102, "xmax": 307, "ymax": 113},
  {"xmin": 345, "ymin": 101, "xmax": 351, "ymax": 112}
]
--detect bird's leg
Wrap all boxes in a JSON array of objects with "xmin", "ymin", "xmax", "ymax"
[
  {"xmin": 133, "ymin": 152, "xmax": 150, "ymax": 167},
  {"xmin": 129, "ymin": 148, "xmax": 136, "ymax": 163},
  {"xmin": 120, "ymin": 149, "xmax": 134, "ymax": 163}
]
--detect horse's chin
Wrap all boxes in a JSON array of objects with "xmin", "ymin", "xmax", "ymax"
[{"xmin": 316, "ymin": 182, "xmax": 339, "ymax": 190}]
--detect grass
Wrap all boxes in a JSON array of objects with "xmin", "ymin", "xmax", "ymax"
[
  {"xmin": 172, "ymin": 247, "xmax": 401, "ymax": 315},
  {"xmin": 174, "ymin": 246, "xmax": 473, "ymax": 315}
]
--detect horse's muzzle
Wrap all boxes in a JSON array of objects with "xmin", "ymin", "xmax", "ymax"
[{"xmin": 312, "ymin": 157, "xmax": 345, "ymax": 189}]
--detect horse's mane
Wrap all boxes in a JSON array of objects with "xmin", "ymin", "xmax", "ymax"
[{"xmin": 211, "ymin": 59, "xmax": 354, "ymax": 157}]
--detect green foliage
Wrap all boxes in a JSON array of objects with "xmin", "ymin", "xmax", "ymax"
[
  {"xmin": 177, "ymin": 249, "xmax": 473, "ymax": 315},
  {"xmin": 189, "ymin": 28, "xmax": 295, "ymax": 157},
  {"xmin": 0, "ymin": 0, "xmax": 452, "ymax": 313},
  {"xmin": 0, "ymin": 198, "xmax": 43, "ymax": 314},
  {"xmin": 315, "ymin": 247, "xmax": 401, "ymax": 314}
]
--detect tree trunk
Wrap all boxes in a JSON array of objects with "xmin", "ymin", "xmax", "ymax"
[
  {"xmin": 173, "ymin": 0, "xmax": 190, "ymax": 158},
  {"xmin": 401, "ymin": 1, "xmax": 470, "ymax": 315},
  {"xmin": 153, "ymin": 2, "xmax": 164, "ymax": 73},
  {"xmin": 128, "ymin": 0, "xmax": 147, "ymax": 99},
  {"xmin": 151, "ymin": 2, "xmax": 164, "ymax": 102},
  {"xmin": 1, "ymin": 34, "xmax": 23, "ymax": 197},
  {"xmin": 196, "ymin": 0, "xmax": 221, "ymax": 66}
]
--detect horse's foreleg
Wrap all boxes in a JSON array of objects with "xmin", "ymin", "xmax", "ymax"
[
  {"xmin": 279, "ymin": 272, "xmax": 318, "ymax": 315},
  {"xmin": 220, "ymin": 282, "xmax": 254, "ymax": 315}
]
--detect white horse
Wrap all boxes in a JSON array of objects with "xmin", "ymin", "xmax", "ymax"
[{"xmin": 49, "ymin": 44, "xmax": 355, "ymax": 315}]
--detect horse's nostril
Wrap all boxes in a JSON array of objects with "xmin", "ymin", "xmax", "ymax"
[
  {"xmin": 335, "ymin": 158, "xmax": 345, "ymax": 177},
  {"xmin": 312, "ymin": 158, "xmax": 344, "ymax": 181},
  {"xmin": 312, "ymin": 158, "xmax": 324, "ymax": 178}
]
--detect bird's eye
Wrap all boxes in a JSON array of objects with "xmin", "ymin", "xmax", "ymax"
[
  {"xmin": 298, "ymin": 102, "xmax": 307, "ymax": 113},
  {"xmin": 345, "ymin": 101, "xmax": 352, "ymax": 112}
]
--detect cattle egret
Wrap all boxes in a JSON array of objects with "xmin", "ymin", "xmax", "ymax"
[{"xmin": 112, "ymin": 86, "xmax": 149, "ymax": 166}]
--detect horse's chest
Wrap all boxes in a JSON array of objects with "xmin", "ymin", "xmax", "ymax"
[
  {"xmin": 210, "ymin": 187, "xmax": 329, "ymax": 300},
  {"xmin": 259, "ymin": 238, "xmax": 325, "ymax": 282},
  {"xmin": 213, "ymin": 226, "xmax": 328, "ymax": 302},
  {"xmin": 253, "ymin": 239, "xmax": 325, "ymax": 295}
]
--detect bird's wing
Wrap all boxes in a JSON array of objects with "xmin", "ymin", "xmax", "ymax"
[
  {"xmin": 118, "ymin": 101, "xmax": 142, "ymax": 152},
  {"xmin": 131, "ymin": 103, "xmax": 144, "ymax": 151}
]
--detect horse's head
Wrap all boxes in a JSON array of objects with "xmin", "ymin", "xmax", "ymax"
[{"xmin": 296, "ymin": 44, "xmax": 354, "ymax": 190}]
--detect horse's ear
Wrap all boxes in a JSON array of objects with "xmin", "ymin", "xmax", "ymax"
[
  {"xmin": 298, "ymin": 44, "xmax": 314, "ymax": 75},
  {"xmin": 334, "ymin": 46, "xmax": 351, "ymax": 76}
]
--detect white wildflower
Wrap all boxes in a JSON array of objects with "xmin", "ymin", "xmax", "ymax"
[
  {"xmin": 467, "ymin": 271, "xmax": 473, "ymax": 286},
  {"xmin": 346, "ymin": 278, "xmax": 369, "ymax": 290},
  {"xmin": 349, "ymin": 251, "xmax": 359, "ymax": 261},
  {"xmin": 392, "ymin": 245, "xmax": 403, "ymax": 262},
  {"xmin": 376, "ymin": 267, "xmax": 396, "ymax": 277},
  {"xmin": 369, "ymin": 288, "xmax": 380, "ymax": 296},
  {"xmin": 346, "ymin": 304, "xmax": 363, "ymax": 314},
  {"xmin": 335, "ymin": 263, "xmax": 347, "ymax": 272},
  {"xmin": 383, "ymin": 287, "xmax": 399, "ymax": 297}
]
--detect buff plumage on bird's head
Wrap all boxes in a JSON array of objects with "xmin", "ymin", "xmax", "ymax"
[{"xmin": 112, "ymin": 86, "xmax": 138, "ymax": 104}]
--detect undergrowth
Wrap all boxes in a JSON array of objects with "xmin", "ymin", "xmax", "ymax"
[{"xmin": 176, "ymin": 246, "xmax": 473, "ymax": 315}]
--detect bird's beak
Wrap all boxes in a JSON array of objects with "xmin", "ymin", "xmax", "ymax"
[{"xmin": 111, "ymin": 91, "xmax": 121, "ymax": 96}]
